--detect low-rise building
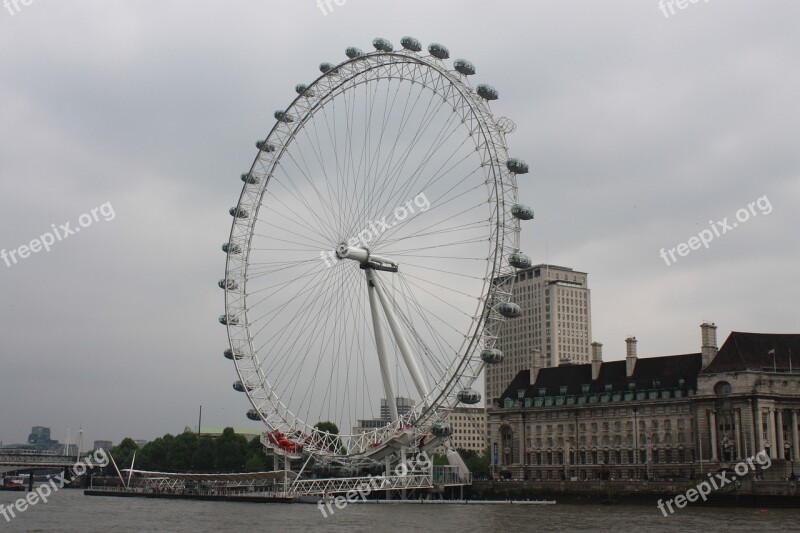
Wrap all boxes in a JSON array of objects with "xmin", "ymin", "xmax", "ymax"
[{"xmin": 488, "ymin": 323, "xmax": 800, "ymax": 481}]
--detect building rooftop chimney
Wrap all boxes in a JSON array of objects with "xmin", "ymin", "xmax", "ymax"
[
  {"xmin": 701, "ymin": 322, "xmax": 718, "ymax": 369},
  {"xmin": 530, "ymin": 349, "xmax": 543, "ymax": 386},
  {"xmin": 625, "ymin": 337, "xmax": 638, "ymax": 377},
  {"xmin": 591, "ymin": 342, "xmax": 603, "ymax": 381}
]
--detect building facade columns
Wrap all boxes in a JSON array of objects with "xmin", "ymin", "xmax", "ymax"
[
  {"xmin": 776, "ymin": 410, "xmax": 785, "ymax": 460},
  {"xmin": 755, "ymin": 404, "xmax": 763, "ymax": 453},
  {"xmin": 733, "ymin": 409, "xmax": 741, "ymax": 460},
  {"xmin": 767, "ymin": 409, "xmax": 777, "ymax": 459},
  {"xmin": 709, "ymin": 410, "xmax": 718, "ymax": 461},
  {"xmin": 792, "ymin": 410, "xmax": 800, "ymax": 462}
]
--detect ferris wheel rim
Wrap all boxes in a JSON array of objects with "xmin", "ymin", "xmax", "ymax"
[{"xmin": 222, "ymin": 43, "xmax": 521, "ymax": 459}]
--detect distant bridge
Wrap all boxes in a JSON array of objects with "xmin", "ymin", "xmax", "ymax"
[{"xmin": 0, "ymin": 449, "xmax": 93, "ymax": 470}]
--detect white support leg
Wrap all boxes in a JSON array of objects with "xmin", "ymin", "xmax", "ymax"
[
  {"xmin": 366, "ymin": 269, "xmax": 399, "ymax": 423},
  {"xmin": 371, "ymin": 272, "xmax": 431, "ymax": 407}
]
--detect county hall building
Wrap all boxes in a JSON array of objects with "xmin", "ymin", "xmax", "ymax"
[{"xmin": 487, "ymin": 323, "xmax": 800, "ymax": 482}]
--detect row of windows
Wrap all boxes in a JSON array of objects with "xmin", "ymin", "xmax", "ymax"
[
  {"xmin": 531, "ymin": 433, "xmax": 688, "ymax": 448},
  {"xmin": 531, "ymin": 419, "xmax": 687, "ymax": 434},
  {"xmin": 525, "ymin": 448, "xmax": 693, "ymax": 466},
  {"xmin": 499, "ymin": 404, "xmax": 691, "ymax": 421}
]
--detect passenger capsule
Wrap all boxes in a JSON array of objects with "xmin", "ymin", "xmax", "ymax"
[
  {"xmin": 506, "ymin": 158, "xmax": 529, "ymax": 175},
  {"xmin": 345, "ymin": 47, "xmax": 363, "ymax": 59},
  {"xmin": 477, "ymin": 84, "xmax": 499, "ymax": 101},
  {"xmin": 295, "ymin": 84, "xmax": 315, "ymax": 97},
  {"xmin": 508, "ymin": 252, "xmax": 532, "ymax": 269},
  {"xmin": 224, "ymin": 348, "xmax": 244, "ymax": 360},
  {"xmin": 428, "ymin": 43, "xmax": 449, "ymax": 59},
  {"xmin": 233, "ymin": 380, "xmax": 254, "ymax": 393},
  {"xmin": 229, "ymin": 207, "xmax": 249, "ymax": 219},
  {"xmin": 453, "ymin": 59, "xmax": 476, "ymax": 76},
  {"xmin": 430, "ymin": 421, "xmax": 453, "ymax": 438},
  {"xmin": 222, "ymin": 242, "xmax": 242, "ymax": 255},
  {"xmin": 319, "ymin": 62, "xmax": 338, "ymax": 74},
  {"xmin": 498, "ymin": 302, "xmax": 522, "ymax": 319},
  {"xmin": 256, "ymin": 140, "xmax": 277, "ymax": 152},
  {"xmin": 219, "ymin": 314, "xmax": 239, "ymax": 326},
  {"xmin": 457, "ymin": 389, "xmax": 481, "ymax": 405},
  {"xmin": 511, "ymin": 204, "xmax": 535, "ymax": 221},
  {"xmin": 241, "ymin": 173, "xmax": 260, "ymax": 185},
  {"xmin": 372, "ymin": 37, "xmax": 393, "ymax": 52},
  {"xmin": 274, "ymin": 110, "xmax": 294, "ymax": 123},
  {"xmin": 400, "ymin": 36, "xmax": 422, "ymax": 52},
  {"xmin": 218, "ymin": 279, "xmax": 239, "ymax": 290},
  {"xmin": 246, "ymin": 409, "xmax": 261, "ymax": 421},
  {"xmin": 481, "ymin": 348, "xmax": 505, "ymax": 365}
]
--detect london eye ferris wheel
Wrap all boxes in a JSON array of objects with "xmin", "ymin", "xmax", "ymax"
[{"xmin": 220, "ymin": 36, "xmax": 534, "ymax": 466}]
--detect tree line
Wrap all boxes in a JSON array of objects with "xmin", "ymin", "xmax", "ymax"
[{"xmin": 107, "ymin": 428, "xmax": 272, "ymax": 474}]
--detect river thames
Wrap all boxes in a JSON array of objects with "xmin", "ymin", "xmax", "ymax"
[{"xmin": 2, "ymin": 490, "xmax": 799, "ymax": 532}]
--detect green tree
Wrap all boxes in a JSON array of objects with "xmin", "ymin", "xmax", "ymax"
[
  {"xmin": 192, "ymin": 437, "xmax": 216, "ymax": 472},
  {"xmin": 243, "ymin": 435, "xmax": 272, "ymax": 472},
  {"xmin": 458, "ymin": 447, "xmax": 490, "ymax": 478},
  {"xmin": 166, "ymin": 431, "xmax": 197, "ymax": 472},
  {"xmin": 214, "ymin": 427, "xmax": 248, "ymax": 472},
  {"xmin": 140, "ymin": 434, "xmax": 174, "ymax": 471}
]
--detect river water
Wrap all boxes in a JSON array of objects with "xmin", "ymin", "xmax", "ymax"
[{"xmin": 2, "ymin": 490, "xmax": 799, "ymax": 532}]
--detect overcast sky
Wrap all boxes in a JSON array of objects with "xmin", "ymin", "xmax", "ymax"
[{"xmin": 1, "ymin": 0, "xmax": 798, "ymax": 448}]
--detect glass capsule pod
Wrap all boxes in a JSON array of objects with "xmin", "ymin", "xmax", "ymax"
[
  {"xmin": 233, "ymin": 380, "xmax": 254, "ymax": 393},
  {"xmin": 430, "ymin": 420, "xmax": 453, "ymax": 437},
  {"xmin": 319, "ymin": 62, "xmax": 338, "ymax": 74},
  {"xmin": 498, "ymin": 302, "xmax": 522, "ymax": 318},
  {"xmin": 400, "ymin": 36, "xmax": 421, "ymax": 52},
  {"xmin": 428, "ymin": 43, "xmax": 449, "ymax": 59},
  {"xmin": 274, "ymin": 110, "xmax": 294, "ymax": 123},
  {"xmin": 372, "ymin": 37, "xmax": 393, "ymax": 52},
  {"xmin": 345, "ymin": 47, "xmax": 363, "ymax": 59},
  {"xmin": 222, "ymin": 242, "xmax": 242, "ymax": 254},
  {"xmin": 246, "ymin": 409, "xmax": 261, "ymax": 421},
  {"xmin": 477, "ymin": 84, "xmax": 499, "ymax": 101},
  {"xmin": 506, "ymin": 158, "xmax": 529, "ymax": 174},
  {"xmin": 453, "ymin": 59, "xmax": 476, "ymax": 76},
  {"xmin": 508, "ymin": 251, "xmax": 532, "ymax": 269},
  {"xmin": 295, "ymin": 84, "xmax": 315, "ymax": 97},
  {"xmin": 229, "ymin": 207, "xmax": 249, "ymax": 219},
  {"xmin": 481, "ymin": 348, "xmax": 505, "ymax": 365},
  {"xmin": 256, "ymin": 140, "xmax": 277, "ymax": 152},
  {"xmin": 457, "ymin": 389, "xmax": 481, "ymax": 405},
  {"xmin": 241, "ymin": 173, "xmax": 260, "ymax": 185},
  {"xmin": 510, "ymin": 204, "xmax": 535, "ymax": 221},
  {"xmin": 219, "ymin": 314, "xmax": 239, "ymax": 326},
  {"xmin": 224, "ymin": 348, "xmax": 244, "ymax": 360},
  {"xmin": 218, "ymin": 279, "xmax": 239, "ymax": 290}
]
